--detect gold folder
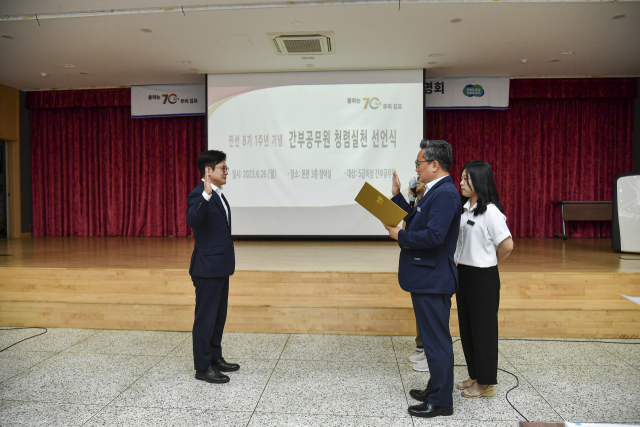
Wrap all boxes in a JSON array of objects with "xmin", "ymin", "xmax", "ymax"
[{"xmin": 355, "ymin": 182, "xmax": 408, "ymax": 226}]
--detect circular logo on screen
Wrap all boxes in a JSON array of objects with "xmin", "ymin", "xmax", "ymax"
[
  {"xmin": 167, "ymin": 94, "xmax": 179, "ymax": 104},
  {"xmin": 463, "ymin": 85, "xmax": 484, "ymax": 97}
]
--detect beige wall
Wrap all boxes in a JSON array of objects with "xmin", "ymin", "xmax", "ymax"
[{"xmin": 0, "ymin": 83, "xmax": 21, "ymax": 238}]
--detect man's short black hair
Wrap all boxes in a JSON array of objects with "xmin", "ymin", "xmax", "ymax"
[{"xmin": 197, "ymin": 150, "xmax": 226, "ymax": 177}]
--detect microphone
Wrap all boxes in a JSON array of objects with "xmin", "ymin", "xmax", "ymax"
[{"xmin": 409, "ymin": 177, "xmax": 418, "ymax": 207}]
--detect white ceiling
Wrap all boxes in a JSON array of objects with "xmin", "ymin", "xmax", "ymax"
[{"xmin": 0, "ymin": 0, "xmax": 639, "ymax": 91}]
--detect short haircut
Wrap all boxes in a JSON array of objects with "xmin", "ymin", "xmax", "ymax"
[
  {"xmin": 419, "ymin": 139, "xmax": 453, "ymax": 172},
  {"xmin": 197, "ymin": 150, "xmax": 226, "ymax": 177}
]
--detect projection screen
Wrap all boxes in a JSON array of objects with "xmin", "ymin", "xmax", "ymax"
[{"xmin": 206, "ymin": 69, "xmax": 424, "ymax": 236}]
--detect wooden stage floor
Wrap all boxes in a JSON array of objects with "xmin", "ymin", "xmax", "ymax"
[
  {"xmin": 1, "ymin": 236, "xmax": 640, "ymax": 273},
  {"xmin": 1, "ymin": 237, "xmax": 639, "ymax": 338}
]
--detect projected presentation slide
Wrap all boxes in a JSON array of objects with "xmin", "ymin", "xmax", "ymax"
[{"xmin": 207, "ymin": 70, "xmax": 424, "ymax": 236}]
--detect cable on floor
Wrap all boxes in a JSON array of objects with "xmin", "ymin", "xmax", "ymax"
[
  {"xmin": 451, "ymin": 337, "xmax": 530, "ymax": 422},
  {"xmin": 450, "ymin": 337, "xmax": 639, "ymax": 423},
  {"xmin": 0, "ymin": 327, "xmax": 48, "ymax": 352}
]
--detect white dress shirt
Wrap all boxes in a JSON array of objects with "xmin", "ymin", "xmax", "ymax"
[
  {"xmin": 423, "ymin": 175, "xmax": 447, "ymax": 196},
  {"xmin": 201, "ymin": 179, "xmax": 229, "ymax": 224},
  {"xmin": 454, "ymin": 201, "xmax": 511, "ymax": 268}
]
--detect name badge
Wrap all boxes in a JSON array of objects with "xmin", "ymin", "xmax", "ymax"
[
  {"xmin": 417, "ymin": 207, "xmax": 421, "ymax": 212},
  {"xmin": 467, "ymin": 220, "xmax": 475, "ymax": 226}
]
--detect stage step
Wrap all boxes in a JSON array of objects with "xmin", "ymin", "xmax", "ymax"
[{"xmin": 1, "ymin": 267, "xmax": 639, "ymax": 338}]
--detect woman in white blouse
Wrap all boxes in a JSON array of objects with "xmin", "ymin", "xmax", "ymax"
[{"xmin": 454, "ymin": 161, "xmax": 513, "ymax": 398}]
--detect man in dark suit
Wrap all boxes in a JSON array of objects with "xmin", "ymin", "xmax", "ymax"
[
  {"xmin": 187, "ymin": 150, "xmax": 239, "ymax": 384},
  {"xmin": 384, "ymin": 139, "xmax": 461, "ymax": 418}
]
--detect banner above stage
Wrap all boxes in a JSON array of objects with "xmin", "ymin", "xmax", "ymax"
[
  {"xmin": 424, "ymin": 77, "xmax": 510, "ymax": 110},
  {"xmin": 131, "ymin": 84, "xmax": 205, "ymax": 118}
]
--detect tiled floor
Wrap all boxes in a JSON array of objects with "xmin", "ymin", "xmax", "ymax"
[{"xmin": 0, "ymin": 327, "xmax": 639, "ymax": 426}]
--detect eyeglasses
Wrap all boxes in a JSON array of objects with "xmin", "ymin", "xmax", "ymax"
[
  {"xmin": 415, "ymin": 159, "xmax": 434, "ymax": 168},
  {"xmin": 208, "ymin": 165, "xmax": 230, "ymax": 172}
]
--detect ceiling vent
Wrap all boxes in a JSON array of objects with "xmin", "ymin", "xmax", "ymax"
[{"xmin": 267, "ymin": 32, "xmax": 335, "ymax": 55}]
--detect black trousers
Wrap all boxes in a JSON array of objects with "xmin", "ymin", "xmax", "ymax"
[
  {"xmin": 192, "ymin": 276, "xmax": 229, "ymax": 371},
  {"xmin": 411, "ymin": 292, "xmax": 454, "ymax": 407},
  {"xmin": 456, "ymin": 264, "xmax": 500, "ymax": 385}
]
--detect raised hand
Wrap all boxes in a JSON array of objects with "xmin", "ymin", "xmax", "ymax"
[
  {"xmin": 392, "ymin": 171, "xmax": 401, "ymax": 197},
  {"xmin": 204, "ymin": 166, "xmax": 213, "ymax": 195}
]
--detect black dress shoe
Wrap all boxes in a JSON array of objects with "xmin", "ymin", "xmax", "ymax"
[
  {"xmin": 408, "ymin": 402, "xmax": 453, "ymax": 418},
  {"xmin": 195, "ymin": 366, "xmax": 229, "ymax": 384},
  {"xmin": 212, "ymin": 357, "xmax": 240, "ymax": 372},
  {"xmin": 409, "ymin": 388, "xmax": 433, "ymax": 402}
]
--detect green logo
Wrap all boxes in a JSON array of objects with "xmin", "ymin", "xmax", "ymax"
[{"xmin": 463, "ymin": 84, "xmax": 484, "ymax": 97}]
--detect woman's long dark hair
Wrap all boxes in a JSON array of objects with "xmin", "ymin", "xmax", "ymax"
[{"xmin": 461, "ymin": 160, "xmax": 505, "ymax": 216}]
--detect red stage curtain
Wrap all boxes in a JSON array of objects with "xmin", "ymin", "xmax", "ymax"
[
  {"xmin": 27, "ymin": 79, "xmax": 635, "ymax": 238},
  {"xmin": 426, "ymin": 78, "xmax": 636, "ymax": 238},
  {"xmin": 27, "ymin": 89, "xmax": 205, "ymax": 237}
]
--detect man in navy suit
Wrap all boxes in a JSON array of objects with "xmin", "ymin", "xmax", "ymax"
[
  {"xmin": 384, "ymin": 139, "xmax": 461, "ymax": 418},
  {"xmin": 187, "ymin": 150, "xmax": 239, "ymax": 383}
]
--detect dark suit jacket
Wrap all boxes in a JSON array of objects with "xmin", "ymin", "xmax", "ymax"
[
  {"xmin": 186, "ymin": 181, "xmax": 235, "ymax": 279},
  {"xmin": 391, "ymin": 175, "xmax": 461, "ymax": 295}
]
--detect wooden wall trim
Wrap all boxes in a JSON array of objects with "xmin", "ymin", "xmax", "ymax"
[
  {"xmin": 0, "ymin": 84, "xmax": 19, "ymax": 141},
  {"xmin": 0, "ymin": 83, "xmax": 21, "ymax": 237},
  {"xmin": 7, "ymin": 140, "xmax": 21, "ymax": 237}
]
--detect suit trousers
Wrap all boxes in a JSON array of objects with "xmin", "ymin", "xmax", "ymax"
[
  {"xmin": 411, "ymin": 292, "xmax": 454, "ymax": 407},
  {"xmin": 456, "ymin": 264, "xmax": 500, "ymax": 385},
  {"xmin": 192, "ymin": 276, "xmax": 229, "ymax": 371}
]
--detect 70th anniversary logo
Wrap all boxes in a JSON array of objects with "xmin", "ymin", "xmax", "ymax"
[
  {"xmin": 162, "ymin": 94, "xmax": 179, "ymax": 104},
  {"xmin": 363, "ymin": 97, "xmax": 381, "ymax": 109},
  {"xmin": 347, "ymin": 97, "xmax": 403, "ymax": 110},
  {"xmin": 147, "ymin": 93, "xmax": 199, "ymax": 105}
]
